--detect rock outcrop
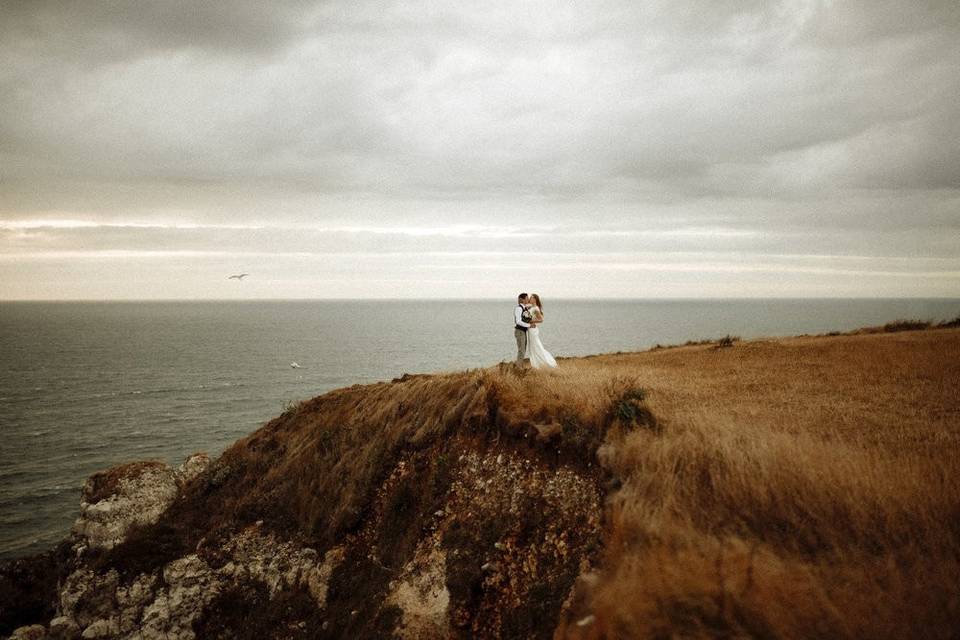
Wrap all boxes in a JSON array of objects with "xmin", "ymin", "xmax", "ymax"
[{"xmin": 72, "ymin": 455, "xmax": 210, "ymax": 553}]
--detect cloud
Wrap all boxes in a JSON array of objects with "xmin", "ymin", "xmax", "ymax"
[
  {"xmin": 0, "ymin": 1, "xmax": 318, "ymax": 63},
  {"xmin": 0, "ymin": 1, "xmax": 958, "ymax": 297}
]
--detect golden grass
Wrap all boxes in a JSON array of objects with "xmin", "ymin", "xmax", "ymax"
[{"xmin": 555, "ymin": 328, "xmax": 960, "ymax": 639}]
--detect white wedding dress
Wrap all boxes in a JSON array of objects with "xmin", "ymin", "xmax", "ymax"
[{"xmin": 526, "ymin": 306, "xmax": 557, "ymax": 369}]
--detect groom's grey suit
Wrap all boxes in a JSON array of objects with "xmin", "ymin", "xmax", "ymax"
[{"xmin": 514, "ymin": 303, "xmax": 531, "ymax": 364}]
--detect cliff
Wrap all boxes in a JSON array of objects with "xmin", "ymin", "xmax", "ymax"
[{"xmin": 3, "ymin": 325, "xmax": 960, "ymax": 639}]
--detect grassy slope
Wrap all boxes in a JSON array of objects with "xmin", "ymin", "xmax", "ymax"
[
  {"xmin": 560, "ymin": 328, "xmax": 960, "ymax": 639},
  {"xmin": 95, "ymin": 326, "xmax": 960, "ymax": 639}
]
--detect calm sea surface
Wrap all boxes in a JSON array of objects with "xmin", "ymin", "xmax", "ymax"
[{"xmin": 2, "ymin": 298, "xmax": 958, "ymax": 559}]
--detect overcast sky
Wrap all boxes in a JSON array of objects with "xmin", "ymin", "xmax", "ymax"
[{"xmin": 1, "ymin": 0, "xmax": 959, "ymax": 299}]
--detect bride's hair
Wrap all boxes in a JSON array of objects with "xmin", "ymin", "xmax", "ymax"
[{"xmin": 531, "ymin": 293, "xmax": 542, "ymax": 309}]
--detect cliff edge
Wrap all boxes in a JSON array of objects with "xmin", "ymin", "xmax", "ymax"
[{"xmin": 3, "ymin": 325, "xmax": 960, "ymax": 639}]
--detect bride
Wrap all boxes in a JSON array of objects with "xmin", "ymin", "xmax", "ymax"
[{"xmin": 526, "ymin": 293, "xmax": 557, "ymax": 369}]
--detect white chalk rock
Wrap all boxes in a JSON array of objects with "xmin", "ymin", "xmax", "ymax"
[
  {"xmin": 8, "ymin": 624, "xmax": 47, "ymax": 640},
  {"xmin": 80, "ymin": 618, "xmax": 117, "ymax": 639},
  {"xmin": 48, "ymin": 616, "xmax": 80, "ymax": 640}
]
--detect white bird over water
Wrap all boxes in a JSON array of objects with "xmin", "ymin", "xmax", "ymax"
[
  {"xmin": 290, "ymin": 362, "xmax": 301, "ymax": 369},
  {"xmin": 228, "ymin": 273, "xmax": 249, "ymax": 280}
]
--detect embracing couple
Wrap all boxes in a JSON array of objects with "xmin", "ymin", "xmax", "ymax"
[{"xmin": 513, "ymin": 293, "xmax": 558, "ymax": 369}]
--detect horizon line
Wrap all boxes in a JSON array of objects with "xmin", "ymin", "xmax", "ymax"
[{"xmin": 3, "ymin": 296, "xmax": 960, "ymax": 303}]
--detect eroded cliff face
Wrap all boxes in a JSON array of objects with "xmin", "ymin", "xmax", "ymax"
[
  {"xmin": 4, "ymin": 446, "xmax": 602, "ymax": 640},
  {"xmin": 3, "ymin": 366, "xmax": 646, "ymax": 639}
]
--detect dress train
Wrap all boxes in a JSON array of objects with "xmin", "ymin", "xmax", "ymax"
[{"xmin": 526, "ymin": 326, "xmax": 557, "ymax": 369}]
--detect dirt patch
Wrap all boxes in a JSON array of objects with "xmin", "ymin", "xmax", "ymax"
[
  {"xmin": 318, "ymin": 550, "xmax": 401, "ymax": 639},
  {"xmin": 377, "ymin": 451, "xmax": 455, "ymax": 569},
  {"xmin": 439, "ymin": 449, "xmax": 604, "ymax": 638},
  {"xmin": 193, "ymin": 580, "xmax": 323, "ymax": 639}
]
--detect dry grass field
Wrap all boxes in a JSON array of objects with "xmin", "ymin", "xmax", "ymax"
[{"xmin": 551, "ymin": 327, "xmax": 960, "ymax": 639}]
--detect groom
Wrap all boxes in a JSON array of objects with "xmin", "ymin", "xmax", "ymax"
[{"xmin": 514, "ymin": 292, "xmax": 533, "ymax": 365}]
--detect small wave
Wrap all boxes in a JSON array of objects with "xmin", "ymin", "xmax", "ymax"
[
  {"xmin": 73, "ymin": 442, "xmax": 109, "ymax": 451},
  {"xmin": 0, "ymin": 485, "xmax": 76, "ymax": 505},
  {"xmin": 71, "ymin": 381, "xmax": 248, "ymax": 403}
]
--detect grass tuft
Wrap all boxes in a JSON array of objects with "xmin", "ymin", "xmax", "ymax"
[
  {"xmin": 883, "ymin": 319, "xmax": 931, "ymax": 332},
  {"xmin": 715, "ymin": 334, "xmax": 739, "ymax": 348},
  {"xmin": 612, "ymin": 387, "xmax": 659, "ymax": 433},
  {"xmin": 938, "ymin": 315, "xmax": 960, "ymax": 328}
]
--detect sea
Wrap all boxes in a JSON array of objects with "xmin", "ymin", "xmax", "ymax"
[{"xmin": 2, "ymin": 298, "xmax": 958, "ymax": 560}]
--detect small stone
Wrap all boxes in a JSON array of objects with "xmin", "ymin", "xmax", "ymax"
[
  {"xmin": 576, "ymin": 614, "xmax": 596, "ymax": 627},
  {"xmin": 351, "ymin": 609, "xmax": 359, "ymax": 616},
  {"xmin": 177, "ymin": 452, "xmax": 210, "ymax": 483},
  {"xmin": 81, "ymin": 618, "xmax": 118, "ymax": 638},
  {"xmin": 322, "ymin": 621, "xmax": 330, "ymax": 630},
  {"xmin": 481, "ymin": 562, "xmax": 498, "ymax": 572},
  {"xmin": 434, "ymin": 510, "xmax": 444, "ymax": 517},
  {"xmin": 496, "ymin": 454, "xmax": 504, "ymax": 464},
  {"xmin": 49, "ymin": 616, "xmax": 81, "ymax": 640},
  {"xmin": 8, "ymin": 625, "xmax": 46, "ymax": 640},
  {"xmin": 494, "ymin": 542, "xmax": 505, "ymax": 551}
]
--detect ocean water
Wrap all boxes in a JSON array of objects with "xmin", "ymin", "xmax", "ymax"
[{"xmin": 2, "ymin": 298, "xmax": 958, "ymax": 560}]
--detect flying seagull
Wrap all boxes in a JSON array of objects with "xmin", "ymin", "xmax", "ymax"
[{"xmin": 228, "ymin": 273, "xmax": 249, "ymax": 280}]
